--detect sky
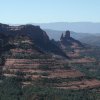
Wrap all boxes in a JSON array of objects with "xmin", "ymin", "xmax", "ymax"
[{"xmin": 0, "ymin": 0, "xmax": 100, "ymax": 24}]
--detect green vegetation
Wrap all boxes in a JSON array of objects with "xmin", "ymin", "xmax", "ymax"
[
  {"xmin": 0, "ymin": 77, "xmax": 100, "ymax": 100},
  {"xmin": 71, "ymin": 62, "xmax": 100, "ymax": 79},
  {"xmin": 18, "ymin": 43, "xmax": 32, "ymax": 50},
  {"xmin": 63, "ymin": 64, "xmax": 71, "ymax": 70},
  {"xmin": 0, "ymin": 56, "xmax": 5, "ymax": 65},
  {"xmin": 41, "ymin": 72, "xmax": 50, "ymax": 76},
  {"xmin": 80, "ymin": 47, "xmax": 100, "ymax": 60},
  {"xmin": 0, "ymin": 77, "xmax": 22, "ymax": 100},
  {"xmin": 0, "ymin": 31, "xmax": 100, "ymax": 100},
  {"xmin": 38, "ymin": 65, "xmax": 51, "ymax": 70},
  {"xmin": 22, "ymin": 86, "xmax": 100, "ymax": 100}
]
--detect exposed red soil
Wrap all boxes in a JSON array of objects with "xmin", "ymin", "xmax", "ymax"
[
  {"xmin": 69, "ymin": 58, "xmax": 96, "ymax": 63},
  {"xmin": 48, "ymin": 69, "xmax": 84, "ymax": 78},
  {"xmin": 56, "ymin": 79, "xmax": 100, "ymax": 90}
]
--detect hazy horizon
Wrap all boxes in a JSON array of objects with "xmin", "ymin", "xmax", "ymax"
[{"xmin": 1, "ymin": 21, "xmax": 100, "ymax": 25}]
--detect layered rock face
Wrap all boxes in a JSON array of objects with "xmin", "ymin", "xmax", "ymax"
[{"xmin": 0, "ymin": 23, "xmax": 67, "ymax": 57}]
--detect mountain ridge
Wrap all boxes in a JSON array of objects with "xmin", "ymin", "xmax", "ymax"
[
  {"xmin": 0, "ymin": 23, "xmax": 68, "ymax": 58},
  {"xmin": 45, "ymin": 29, "xmax": 100, "ymax": 47},
  {"xmin": 34, "ymin": 22, "xmax": 100, "ymax": 33}
]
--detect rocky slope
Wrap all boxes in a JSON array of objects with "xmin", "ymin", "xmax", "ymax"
[
  {"xmin": 0, "ymin": 23, "xmax": 100, "ymax": 91},
  {"xmin": 0, "ymin": 23, "xmax": 67, "ymax": 57},
  {"xmin": 3, "ymin": 33, "xmax": 100, "ymax": 90}
]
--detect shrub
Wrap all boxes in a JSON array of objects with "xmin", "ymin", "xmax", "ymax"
[
  {"xmin": 41, "ymin": 72, "xmax": 49, "ymax": 76},
  {"xmin": 38, "ymin": 65, "xmax": 51, "ymax": 70}
]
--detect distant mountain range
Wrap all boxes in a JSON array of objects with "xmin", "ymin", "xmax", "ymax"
[
  {"xmin": 34, "ymin": 22, "xmax": 100, "ymax": 46},
  {"xmin": 44, "ymin": 29, "xmax": 100, "ymax": 47},
  {"xmin": 34, "ymin": 22, "xmax": 100, "ymax": 33}
]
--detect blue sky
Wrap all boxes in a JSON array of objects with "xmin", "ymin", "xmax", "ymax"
[{"xmin": 0, "ymin": 0, "xmax": 100, "ymax": 24}]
